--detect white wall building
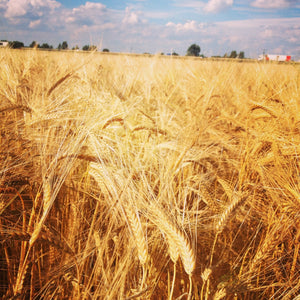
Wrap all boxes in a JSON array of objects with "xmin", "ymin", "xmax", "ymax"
[
  {"xmin": 0, "ymin": 41, "xmax": 9, "ymax": 47},
  {"xmin": 258, "ymin": 54, "xmax": 292, "ymax": 62}
]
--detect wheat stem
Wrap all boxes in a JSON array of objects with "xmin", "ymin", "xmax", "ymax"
[{"xmin": 169, "ymin": 262, "xmax": 176, "ymax": 300}]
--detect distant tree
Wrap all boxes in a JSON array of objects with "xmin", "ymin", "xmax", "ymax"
[
  {"xmin": 89, "ymin": 45, "xmax": 97, "ymax": 51},
  {"xmin": 172, "ymin": 52, "xmax": 179, "ymax": 56},
  {"xmin": 57, "ymin": 43, "xmax": 62, "ymax": 50},
  {"xmin": 229, "ymin": 50, "xmax": 238, "ymax": 58},
  {"xmin": 39, "ymin": 43, "xmax": 51, "ymax": 49},
  {"xmin": 29, "ymin": 41, "xmax": 38, "ymax": 48},
  {"xmin": 187, "ymin": 44, "xmax": 201, "ymax": 56},
  {"xmin": 9, "ymin": 41, "xmax": 24, "ymax": 49},
  {"xmin": 61, "ymin": 41, "xmax": 68, "ymax": 50},
  {"xmin": 238, "ymin": 51, "xmax": 245, "ymax": 59},
  {"xmin": 72, "ymin": 45, "xmax": 79, "ymax": 50},
  {"xmin": 102, "ymin": 48, "xmax": 110, "ymax": 52},
  {"xmin": 82, "ymin": 45, "xmax": 97, "ymax": 51}
]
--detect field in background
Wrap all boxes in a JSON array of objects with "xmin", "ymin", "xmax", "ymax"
[{"xmin": 0, "ymin": 49, "xmax": 299, "ymax": 299}]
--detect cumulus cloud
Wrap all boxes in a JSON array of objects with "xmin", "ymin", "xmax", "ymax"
[
  {"xmin": 166, "ymin": 20, "xmax": 200, "ymax": 32},
  {"xmin": 122, "ymin": 7, "xmax": 140, "ymax": 25},
  {"xmin": 65, "ymin": 1, "xmax": 107, "ymax": 27},
  {"xmin": 72, "ymin": 1, "xmax": 106, "ymax": 13},
  {"xmin": 204, "ymin": 0, "xmax": 233, "ymax": 13},
  {"xmin": 4, "ymin": 0, "xmax": 60, "ymax": 18},
  {"xmin": 5, "ymin": 0, "xmax": 28, "ymax": 17},
  {"xmin": 251, "ymin": 0, "xmax": 297, "ymax": 8}
]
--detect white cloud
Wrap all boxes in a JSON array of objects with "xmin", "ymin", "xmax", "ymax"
[
  {"xmin": 64, "ymin": 1, "xmax": 108, "ymax": 27},
  {"xmin": 261, "ymin": 28, "xmax": 273, "ymax": 38},
  {"xmin": 5, "ymin": 0, "xmax": 28, "ymax": 17},
  {"xmin": 166, "ymin": 20, "xmax": 203, "ymax": 32},
  {"xmin": 204, "ymin": 0, "xmax": 233, "ymax": 13},
  {"xmin": 30, "ymin": 0, "xmax": 60, "ymax": 10},
  {"xmin": 122, "ymin": 7, "xmax": 141, "ymax": 25},
  {"xmin": 72, "ymin": 1, "xmax": 106, "ymax": 13},
  {"xmin": 251, "ymin": 0, "xmax": 296, "ymax": 8},
  {"xmin": 29, "ymin": 19, "xmax": 41, "ymax": 28},
  {"xmin": 4, "ymin": 0, "xmax": 60, "ymax": 18}
]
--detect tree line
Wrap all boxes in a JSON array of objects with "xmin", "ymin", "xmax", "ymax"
[
  {"xmin": 4, "ymin": 40, "xmax": 246, "ymax": 58},
  {"xmin": 6, "ymin": 40, "xmax": 109, "ymax": 52},
  {"xmin": 187, "ymin": 43, "xmax": 245, "ymax": 59}
]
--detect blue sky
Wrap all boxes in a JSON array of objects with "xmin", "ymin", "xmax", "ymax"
[{"xmin": 0, "ymin": 0, "xmax": 300, "ymax": 59}]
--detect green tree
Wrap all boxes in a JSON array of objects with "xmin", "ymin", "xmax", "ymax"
[
  {"xmin": 39, "ymin": 43, "xmax": 51, "ymax": 49},
  {"xmin": 57, "ymin": 43, "xmax": 62, "ymax": 50},
  {"xmin": 102, "ymin": 48, "xmax": 110, "ymax": 52},
  {"xmin": 61, "ymin": 41, "xmax": 68, "ymax": 50},
  {"xmin": 82, "ymin": 45, "xmax": 89, "ymax": 51},
  {"xmin": 186, "ymin": 44, "xmax": 201, "ymax": 56},
  {"xmin": 229, "ymin": 50, "xmax": 238, "ymax": 58},
  {"xmin": 89, "ymin": 45, "xmax": 97, "ymax": 51},
  {"xmin": 29, "ymin": 41, "xmax": 38, "ymax": 48},
  {"xmin": 238, "ymin": 51, "xmax": 245, "ymax": 59},
  {"xmin": 9, "ymin": 41, "xmax": 24, "ymax": 49}
]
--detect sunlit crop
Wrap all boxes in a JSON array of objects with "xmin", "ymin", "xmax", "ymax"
[{"xmin": 1, "ymin": 48, "xmax": 299, "ymax": 299}]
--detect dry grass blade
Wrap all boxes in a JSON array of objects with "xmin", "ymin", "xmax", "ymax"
[{"xmin": 0, "ymin": 105, "xmax": 32, "ymax": 114}]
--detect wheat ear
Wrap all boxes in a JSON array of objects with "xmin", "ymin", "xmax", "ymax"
[
  {"xmin": 215, "ymin": 193, "xmax": 246, "ymax": 233},
  {"xmin": 150, "ymin": 206, "xmax": 195, "ymax": 276},
  {"xmin": 124, "ymin": 205, "xmax": 148, "ymax": 266},
  {"xmin": 213, "ymin": 287, "xmax": 226, "ymax": 300},
  {"xmin": 200, "ymin": 268, "xmax": 212, "ymax": 300}
]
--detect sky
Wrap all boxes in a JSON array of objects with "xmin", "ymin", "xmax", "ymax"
[{"xmin": 0, "ymin": 0, "xmax": 300, "ymax": 59}]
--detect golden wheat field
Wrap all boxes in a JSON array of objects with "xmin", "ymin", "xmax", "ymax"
[{"xmin": 0, "ymin": 48, "xmax": 300, "ymax": 300}]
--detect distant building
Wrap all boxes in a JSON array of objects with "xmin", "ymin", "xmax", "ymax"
[
  {"xmin": 258, "ymin": 54, "xmax": 292, "ymax": 62},
  {"xmin": 0, "ymin": 41, "xmax": 9, "ymax": 47}
]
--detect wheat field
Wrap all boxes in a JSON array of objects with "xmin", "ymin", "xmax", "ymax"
[{"xmin": 0, "ymin": 48, "xmax": 299, "ymax": 299}]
